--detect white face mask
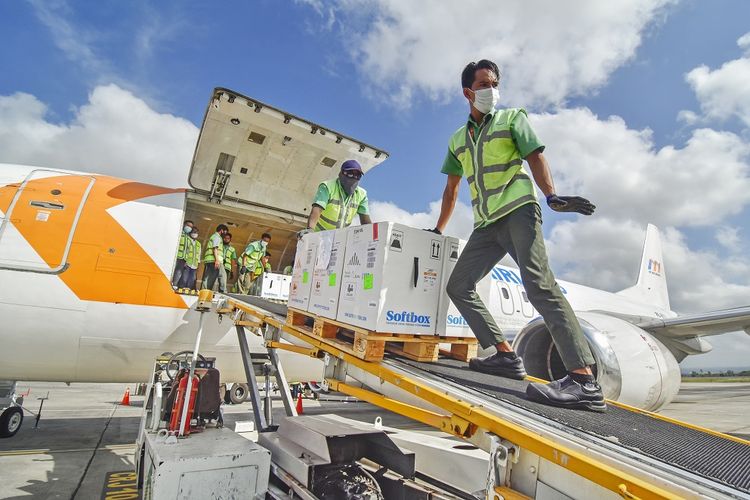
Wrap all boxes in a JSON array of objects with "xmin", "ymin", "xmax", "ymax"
[
  {"xmin": 190, "ymin": 233, "xmax": 198, "ymax": 239},
  {"xmin": 471, "ymin": 87, "xmax": 499, "ymax": 114},
  {"xmin": 261, "ymin": 240, "xmax": 268, "ymax": 249}
]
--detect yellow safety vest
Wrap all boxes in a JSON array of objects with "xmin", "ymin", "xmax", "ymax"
[
  {"xmin": 449, "ymin": 108, "xmax": 537, "ymax": 228},
  {"xmin": 314, "ymin": 179, "xmax": 366, "ymax": 232}
]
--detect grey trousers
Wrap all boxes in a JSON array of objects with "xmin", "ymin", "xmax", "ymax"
[
  {"xmin": 446, "ymin": 202, "xmax": 595, "ymax": 371},
  {"xmin": 202, "ymin": 264, "xmax": 227, "ymax": 293}
]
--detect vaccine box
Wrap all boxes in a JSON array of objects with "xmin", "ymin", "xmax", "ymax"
[
  {"xmin": 279, "ymin": 275, "xmax": 291, "ymax": 301},
  {"xmin": 336, "ymin": 222, "xmax": 446, "ymax": 335},
  {"xmin": 258, "ymin": 272, "xmax": 285, "ymax": 300},
  {"xmin": 308, "ymin": 228, "xmax": 349, "ymax": 319},
  {"xmin": 436, "ymin": 237, "xmax": 492, "ymax": 337},
  {"xmin": 288, "ymin": 233, "xmax": 318, "ymax": 310}
]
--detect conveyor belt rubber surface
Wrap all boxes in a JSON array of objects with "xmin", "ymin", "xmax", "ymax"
[
  {"xmin": 227, "ymin": 296, "xmax": 750, "ymax": 495},
  {"xmin": 397, "ymin": 357, "xmax": 750, "ymax": 495}
]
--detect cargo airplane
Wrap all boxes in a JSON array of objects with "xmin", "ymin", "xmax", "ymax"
[{"xmin": 1, "ymin": 88, "xmax": 748, "ymax": 438}]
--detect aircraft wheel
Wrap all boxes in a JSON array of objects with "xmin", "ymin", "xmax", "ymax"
[
  {"xmin": 229, "ymin": 383, "xmax": 249, "ymax": 404},
  {"xmin": 0, "ymin": 407, "xmax": 23, "ymax": 438}
]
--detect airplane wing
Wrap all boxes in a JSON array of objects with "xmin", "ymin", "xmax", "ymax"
[{"xmin": 636, "ymin": 306, "xmax": 750, "ymax": 338}]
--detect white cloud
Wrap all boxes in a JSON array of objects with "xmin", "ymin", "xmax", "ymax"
[
  {"xmin": 0, "ymin": 85, "xmax": 198, "ymax": 187},
  {"xmin": 369, "ymin": 199, "xmax": 474, "ymax": 240},
  {"xmin": 684, "ymin": 33, "xmax": 750, "ymax": 128},
  {"xmin": 715, "ymin": 226, "xmax": 742, "ymax": 252},
  {"xmin": 530, "ymin": 108, "xmax": 750, "ymax": 226},
  {"xmin": 304, "ymin": 0, "xmax": 674, "ymax": 108}
]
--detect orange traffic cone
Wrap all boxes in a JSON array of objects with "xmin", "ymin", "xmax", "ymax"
[
  {"xmin": 120, "ymin": 387, "xmax": 131, "ymax": 406},
  {"xmin": 296, "ymin": 391, "xmax": 303, "ymax": 415}
]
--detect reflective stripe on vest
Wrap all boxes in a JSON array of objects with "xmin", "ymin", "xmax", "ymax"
[
  {"xmin": 314, "ymin": 179, "xmax": 366, "ymax": 232},
  {"xmin": 184, "ymin": 239, "xmax": 201, "ymax": 268},
  {"xmin": 450, "ymin": 108, "xmax": 537, "ymax": 228},
  {"xmin": 176, "ymin": 233, "xmax": 189, "ymax": 260},
  {"xmin": 223, "ymin": 245, "xmax": 237, "ymax": 271}
]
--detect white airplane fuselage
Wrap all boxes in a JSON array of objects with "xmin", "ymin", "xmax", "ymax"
[{"xmin": 0, "ymin": 163, "xmax": 674, "ymax": 386}]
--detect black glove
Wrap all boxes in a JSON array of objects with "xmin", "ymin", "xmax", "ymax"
[
  {"xmin": 297, "ymin": 228, "xmax": 312, "ymax": 240},
  {"xmin": 546, "ymin": 195, "xmax": 596, "ymax": 215},
  {"xmin": 423, "ymin": 228, "xmax": 442, "ymax": 235}
]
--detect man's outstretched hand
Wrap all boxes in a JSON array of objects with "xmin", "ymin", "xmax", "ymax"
[{"xmin": 546, "ymin": 195, "xmax": 595, "ymax": 216}]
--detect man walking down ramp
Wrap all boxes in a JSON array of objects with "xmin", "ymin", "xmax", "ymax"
[{"xmin": 430, "ymin": 59, "xmax": 604, "ymax": 412}]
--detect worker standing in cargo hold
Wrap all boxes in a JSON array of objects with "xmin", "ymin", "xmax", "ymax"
[
  {"xmin": 222, "ymin": 232, "xmax": 238, "ymax": 283},
  {"xmin": 179, "ymin": 227, "xmax": 202, "ymax": 290},
  {"xmin": 299, "ymin": 159, "xmax": 371, "ymax": 237},
  {"xmin": 235, "ymin": 233, "xmax": 272, "ymax": 294},
  {"xmin": 171, "ymin": 219, "xmax": 195, "ymax": 288},
  {"xmin": 431, "ymin": 59, "xmax": 604, "ymax": 412},
  {"xmin": 202, "ymin": 224, "xmax": 229, "ymax": 293}
]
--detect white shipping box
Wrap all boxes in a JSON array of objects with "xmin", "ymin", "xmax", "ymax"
[
  {"xmin": 308, "ymin": 228, "xmax": 348, "ymax": 319},
  {"xmin": 288, "ymin": 233, "xmax": 318, "ymax": 310},
  {"xmin": 436, "ymin": 236, "xmax": 492, "ymax": 337},
  {"xmin": 280, "ymin": 275, "xmax": 291, "ymax": 301},
  {"xmin": 258, "ymin": 272, "xmax": 285, "ymax": 299},
  {"xmin": 337, "ymin": 222, "xmax": 445, "ymax": 335}
]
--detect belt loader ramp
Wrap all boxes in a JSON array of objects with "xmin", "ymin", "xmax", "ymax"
[{"xmin": 217, "ymin": 293, "xmax": 750, "ymax": 500}]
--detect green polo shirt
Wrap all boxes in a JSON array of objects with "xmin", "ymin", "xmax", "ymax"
[{"xmin": 441, "ymin": 109, "xmax": 545, "ymax": 176}]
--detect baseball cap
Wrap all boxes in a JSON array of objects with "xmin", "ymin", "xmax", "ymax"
[{"xmin": 340, "ymin": 159, "xmax": 363, "ymax": 175}]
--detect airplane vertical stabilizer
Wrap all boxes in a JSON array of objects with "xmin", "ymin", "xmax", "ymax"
[{"xmin": 616, "ymin": 224, "xmax": 670, "ymax": 311}]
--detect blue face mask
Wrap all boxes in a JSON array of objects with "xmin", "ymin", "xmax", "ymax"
[{"xmin": 183, "ymin": 225, "xmax": 192, "ymax": 234}]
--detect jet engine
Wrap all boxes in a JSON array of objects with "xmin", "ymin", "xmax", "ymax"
[{"xmin": 513, "ymin": 311, "xmax": 681, "ymax": 411}]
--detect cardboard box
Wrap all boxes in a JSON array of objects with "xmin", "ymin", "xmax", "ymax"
[
  {"xmin": 336, "ymin": 223, "xmax": 445, "ymax": 335},
  {"xmin": 436, "ymin": 237, "xmax": 492, "ymax": 337},
  {"xmin": 308, "ymin": 228, "xmax": 349, "ymax": 319},
  {"xmin": 288, "ymin": 233, "xmax": 318, "ymax": 310},
  {"xmin": 258, "ymin": 272, "xmax": 285, "ymax": 300},
  {"xmin": 279, "ymin": 275, "xmax": 291, "ymax": 301}
]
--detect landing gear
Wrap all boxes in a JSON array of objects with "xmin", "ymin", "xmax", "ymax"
[
  {"xmin": 0, "ymin": 407, "xmax": 23, "ymax": 438},
  {"xmin": 0, "ymin": 381, "xmax": 24, "ymax": 438},
  {"xmin": 228, "ymin": 383, "xmax": 249, "ymax": 404}
]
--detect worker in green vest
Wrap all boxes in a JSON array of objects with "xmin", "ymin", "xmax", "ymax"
[
  {"xmin": 171, "ymin": 219, "xmax": 194, "ymax": 288},
  {"xmin": 222, "ymin": 232, "xmax": 238, "ymax": 283},
  {"xmin": 202, "ymin": 224, "xmax": 228, "ymax": 293},
  {"xmin": 430, "ymin": 59, "xmax": 603, "ymax": 412},
  {"xmin": 178, "ymin": 227, "xmax": 201, "ymax": 290},
  {"xmin": 235, "ymin": 232, "xmax": 271, "ymax": 294},
  {"xmin": 298, "ymin": 160, "xmax": 371, "ymax": 238}
]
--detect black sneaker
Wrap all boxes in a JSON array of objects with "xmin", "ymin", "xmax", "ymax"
[
  {"xmin": 526, "ymin": 375, "xmax": 606, "ymax": 412},
  {"xmin": 468, "ymin": 353, "xmax": 527, "ymax": 380}
]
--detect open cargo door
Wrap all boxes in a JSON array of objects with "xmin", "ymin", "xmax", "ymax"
[{"xmin": 186, "ymin": 88, "xmax": 389, "ymax": 273}]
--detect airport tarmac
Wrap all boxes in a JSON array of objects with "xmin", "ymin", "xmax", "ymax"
[{"xmin": 0, "ymin": 381, "xmax": 747, "ymax": 499}]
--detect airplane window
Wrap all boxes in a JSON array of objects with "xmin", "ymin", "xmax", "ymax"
[
  {"xmin": 522, "ymin": 291, "xmax": 529, "ymax": 302},
  {"xmin": 501, "ymin": 288, "xmax": 509, "ymax": 299}
]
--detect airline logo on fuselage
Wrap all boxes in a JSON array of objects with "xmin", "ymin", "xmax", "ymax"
[
  {"xmin": 648, "ymin": 259, "xmax": 662, "ymax": 276},
  {"xmin": 489, "ymin": 266, "xmax": 567, "ymax": 294}
]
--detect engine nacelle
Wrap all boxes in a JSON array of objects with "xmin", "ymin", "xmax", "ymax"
[{"xmin": 512, "ymin": 311, "xmax": 681, "ymax": 411}]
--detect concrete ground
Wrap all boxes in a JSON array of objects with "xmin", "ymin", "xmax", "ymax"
[{"xmin": 0, "ymin": 381, "xmax": 747, "ymax": 499}]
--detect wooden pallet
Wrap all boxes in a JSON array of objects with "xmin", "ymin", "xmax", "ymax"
[{"xmin": 286, "ymin": 308, "xmax": 478, "ymax": 363}]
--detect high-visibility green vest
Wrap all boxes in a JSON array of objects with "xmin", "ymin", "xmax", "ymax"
[
  {"xmin": 184, "ymin": 238, "xmax": 201, "ymax": 269},
  {"xmin": 254, "ymin": 260, "xmax": 272, "ymax": 276},
  {"xmin": 240, "ymin": 240, "xmax": 265, "ymax": 270},
  {"xmin": 203, "ymin": 232, "xmax": 224, "ymax": 263},
  {"xmin": 176, "ymin": 233, "xmax": 189, "ymax": 260},
  {"xmin": 314, "ymin": 179, "xmax": 367, "ymax": 232},
  {"xmin": 223, "ymin": 245, "xmax": 237, "ymax": 271},
  {"xmin": 449, "ymin": 108, "xmax": 537, "ymax": 228}
]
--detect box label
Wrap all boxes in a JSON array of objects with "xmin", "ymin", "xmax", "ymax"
[
  {"xmin": 328, "ymin": 273, "xmax": 337, "ymax": 287},
  {"xmin": 363, "ymin": 273, "xmax": 374, "ymax": 290},
  {"xmin": 430, "ymin": 239, "xmax": 442, "ymax": 260},
  {"xmin": 302, "ymin": 271, "xmax": 309, "ymax": 284},
  {"xmin": 390, "ymin": 230, "xmax": 404, "ymax": 252}
]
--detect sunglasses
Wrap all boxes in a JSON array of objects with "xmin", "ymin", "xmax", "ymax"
[{"xmin": 342, "ymin": 171, "xmax": 362, "ymax": 179}]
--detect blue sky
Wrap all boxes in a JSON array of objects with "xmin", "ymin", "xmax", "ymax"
[{"xmin": 2, "ymin": 0, "xmax": 749, "ymax": 368}]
